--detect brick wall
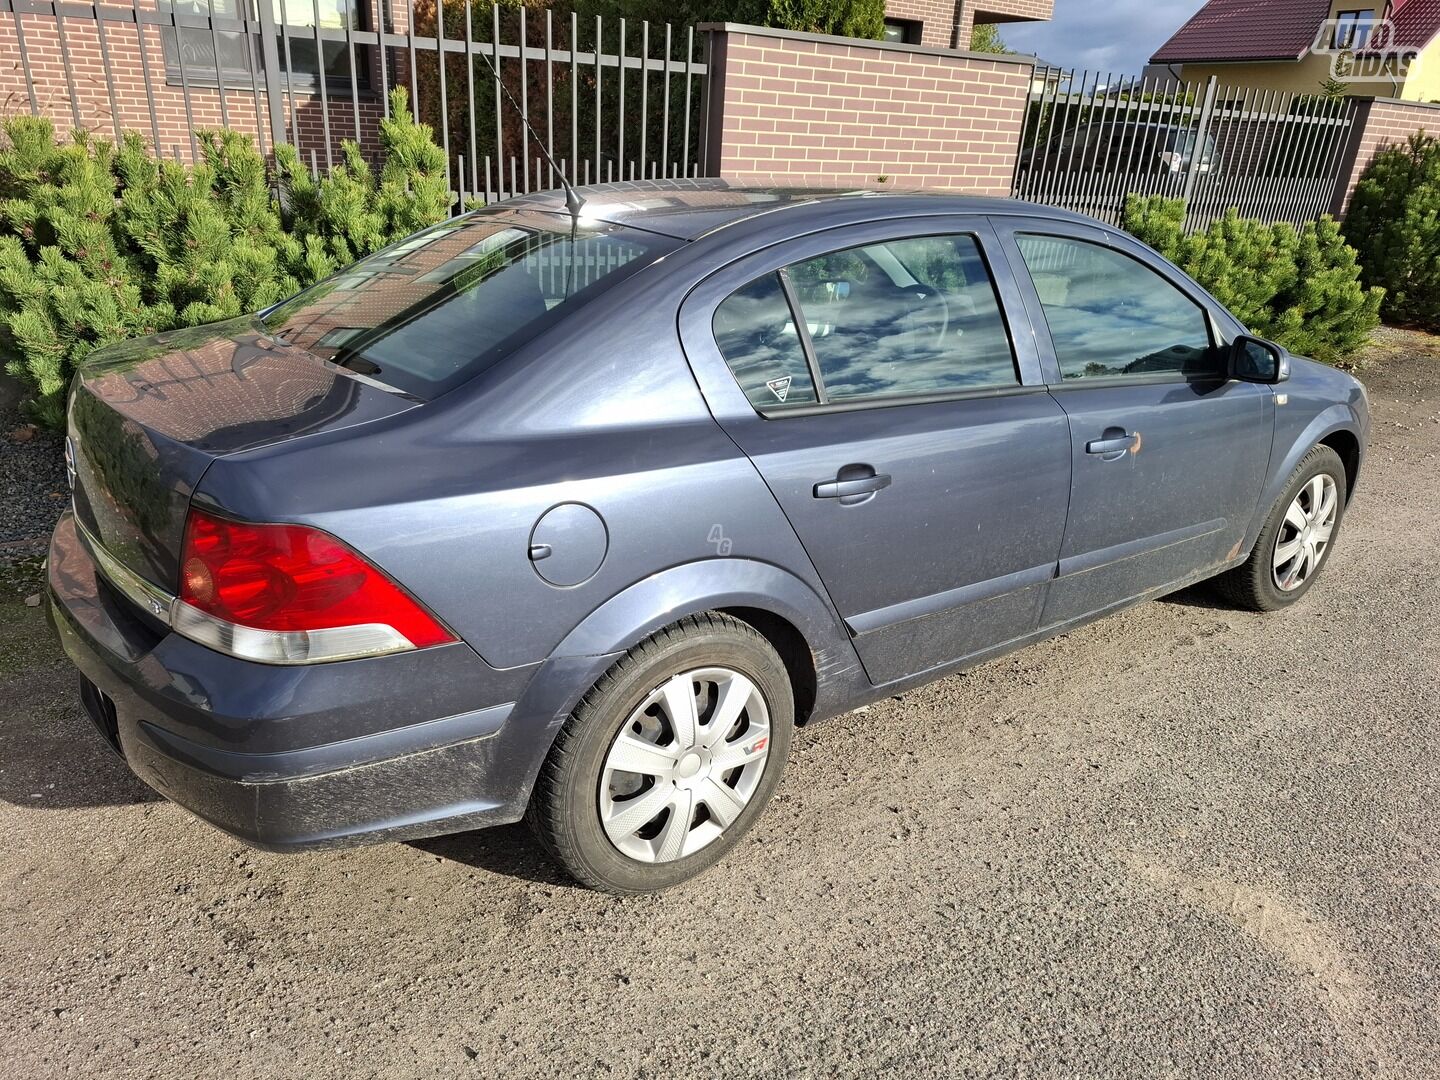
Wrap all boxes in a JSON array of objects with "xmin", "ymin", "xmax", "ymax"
[
  {"xmin": 882, "ymin": 0, "xmax": 1055, "ymax": 50},
  {"xmin": 701, "ymin": 24, "xmax": 1035, "ymax": 196},
  {"xmin": 1332, "ymin": 97, "xmax": 1440, "ymax": 214},
  {"xmin": 0, "ymin": 2, "xmax": 389, "ymax": 168}
]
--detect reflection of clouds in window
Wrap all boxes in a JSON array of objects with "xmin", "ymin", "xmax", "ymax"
[
  {"xmin": 790, "ymin": 236, "xmax": 1017, "ymax": 400},
  {"xmin": 1016, "ymin": 236, "xmax": 1215, "ymax": 380},
  {"xmin": 713, "ymin": 275, "xmax": 816, "ymax": 409}
]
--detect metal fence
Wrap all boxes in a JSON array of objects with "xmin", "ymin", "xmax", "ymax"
[
  {"xmin": 1013, "ymin": 70, "xmax": 1357, "ymax": 230},
  {"xmin": 0, "ymin": 0, "xmax": 709, "ymax": 206}
]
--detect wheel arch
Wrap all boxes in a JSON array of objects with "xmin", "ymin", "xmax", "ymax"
[{"xmin": 1244, "ymin": 407, "xmax": 1364, "ymax": 555}]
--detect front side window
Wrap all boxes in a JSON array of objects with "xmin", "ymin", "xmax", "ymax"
[
  {"xmin": 263, "ymin": 212, "xmax": 677, "ymax": 398},
  {"xmin": 1014, "ymin": 235, "xmax": 1218, "ymax": 381}
]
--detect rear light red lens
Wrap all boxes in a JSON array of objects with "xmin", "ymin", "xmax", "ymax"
[{"xmin": 178, "ymin": 509, "xmax": 456, "ymax": 649}]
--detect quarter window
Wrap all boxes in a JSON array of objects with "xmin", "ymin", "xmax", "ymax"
[
  {"xmin": 712, "ymin": 275, "xmax": 819, "ymax": 411},
  {"xmin": 1015, "ymin": 235, "xmax": 1218, "ymax": 381}
]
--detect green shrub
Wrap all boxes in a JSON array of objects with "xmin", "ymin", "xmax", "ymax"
[
  {"xmin": 0, "ymin": 87, "xmax": 450, "ymax": 428},
  {"xmin": 1122, "ymin": 195, "xmax": 1382, "ymax": 364},
  {"xmin": 1341, "ymin": 131, "xmax": 1440, "ymax": 332}
]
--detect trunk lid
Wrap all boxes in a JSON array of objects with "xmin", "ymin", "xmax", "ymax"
[{"xmin": 68, "ymin": 316, "xmax": 415, "ymax": 592}]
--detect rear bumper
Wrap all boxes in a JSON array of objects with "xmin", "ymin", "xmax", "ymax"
[{"xmin": 47, "ymin": 511, "xmax": 558, "ymax": 850}]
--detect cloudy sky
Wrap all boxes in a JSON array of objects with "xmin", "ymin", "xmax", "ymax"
[{"xmin": 1003, "ymin": 0, "xmax": 1199, "ymax": 74}]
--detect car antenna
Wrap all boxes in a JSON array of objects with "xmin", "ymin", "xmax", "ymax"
[{"xmin": 475, "ymin": 50, "xmax": 586, "ymax": 223}]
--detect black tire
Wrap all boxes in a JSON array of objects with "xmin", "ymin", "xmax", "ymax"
[
  {"xmin": 527, "ymin": 612, "xmax": 794, "ymax": 894},
  {"xmin": 1215, "ymin": 444, "xmax": 1347, "ymax": 612}
]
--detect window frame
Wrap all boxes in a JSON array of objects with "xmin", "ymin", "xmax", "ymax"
[
  {"xmin": 703, "ymin": 224, "xmax": 1033, "ymax": 419},
  {"xmin": 1332, "ymin": 10, "xmax": 1376, "ymax": 50},
  {"xmin": 158, "ymin": 0, "xmax": 374, "ymax": 95},
  {"xmin": 993, "ymin": 218, "xmax": 1237, "ymax": 389}
]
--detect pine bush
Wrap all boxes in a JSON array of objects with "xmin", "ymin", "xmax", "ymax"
[
  {"xmin": 0, "ymin": 86, "xmax": 452, "ymax": 428},
  {"xmin": 1341, "ymin": 131, "xmax": 1440, "ymax": 332},
  {"xmin": 1122, "ymin": 195, "xmax": 1382, "ymax": 364}
]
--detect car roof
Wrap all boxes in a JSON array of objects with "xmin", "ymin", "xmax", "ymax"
[{"xmin": 502, "ymin": 179, "xmax": 1096, "ymax": 241}]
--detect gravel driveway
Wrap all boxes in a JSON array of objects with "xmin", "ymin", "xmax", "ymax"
[{"xmin": 2, "ymin": 338, "xmax": 1437, "ymax": 1079}]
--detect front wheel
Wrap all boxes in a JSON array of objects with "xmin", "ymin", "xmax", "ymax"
[
  {"xmin": 528, "ymin": 613, "xmax": 793, "ymax": 893},
  {"xmin": 1216, "ymin": 444, "xmax": 1347, "ymax": 611}
]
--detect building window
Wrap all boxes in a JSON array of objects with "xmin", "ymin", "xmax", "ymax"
[
  {"xmin": 159, "ymin": 0, "xmax": 371, "ymax": 92},
  {"xmin": 1332, "ymin": 10, "xmax": 1375, "ymax": 50},
  {"xmin": 882, "ymin": 19, "xmax": 922, "ymax": 45}
]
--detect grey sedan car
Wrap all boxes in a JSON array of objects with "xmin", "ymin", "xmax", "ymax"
[{"xmin": 48, "ymin": 181, "xmax": 1368, "ymax": 893}]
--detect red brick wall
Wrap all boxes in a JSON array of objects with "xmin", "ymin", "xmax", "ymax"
[
  {"xmin": 702, "ymin": 24, "xmax": 1034, "ymax": 196},
  {"xmin": 1333, "ymin": 97, "xmax": 1440, "ymax": 214},
  {"xmin": 882, "ymin": 0, "xmax": 1054, "ymax": 50},
  {"xmin": 0, "ymin": 2, "xmax": 388, "ymax": 169}
]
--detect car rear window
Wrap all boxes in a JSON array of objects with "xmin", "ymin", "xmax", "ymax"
[{"xmin": 262, "ymin": 210, "xmax": 679, "ymax": 399}]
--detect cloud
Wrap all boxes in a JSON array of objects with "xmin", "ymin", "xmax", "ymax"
[{"xmin": 1002, "ymin": 1, "xmax": 1198, "ymax": 73}]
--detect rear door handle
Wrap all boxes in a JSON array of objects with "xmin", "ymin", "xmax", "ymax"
[
  {"xmin": 1085, "ymin": 433, "xmax": 1139, "ymax": 457},
  {"xmin": 813, "ymin": 471, "xmax": 892, "ymax": 500}
]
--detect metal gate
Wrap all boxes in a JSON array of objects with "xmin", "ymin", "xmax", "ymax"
[{"xmin": 1012, "ymin": 69, "xmax": 1357, "ymax": 230}]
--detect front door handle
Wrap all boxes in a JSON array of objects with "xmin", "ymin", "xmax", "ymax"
[
  {"xmin": 813, "ymin": 467, "xmax": 892, "ymax": 503},
  {"xmin": 1085, "ymin": 431, "xmax": 1139, "ymax": 458}
]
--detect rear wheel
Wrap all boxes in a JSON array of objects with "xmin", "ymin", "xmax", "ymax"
[
  {"xmin": 528, "ymin": 613, "xmax": 793, "ymax": 893},
  {"xmin": 1216, "ymin": 444, "xmax": 1347, "ymax": 611}
]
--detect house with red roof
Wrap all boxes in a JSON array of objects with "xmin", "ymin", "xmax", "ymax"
[{"xmin": 1149, "ymin": 0, "xmax": 1440, "ymax": 100}]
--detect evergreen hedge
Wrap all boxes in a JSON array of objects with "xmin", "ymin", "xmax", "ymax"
[
  {"xmin": 1341, "ymin": 131, "xmax": 1440, "ymax": 333},
  {"xmin": 1122, "ymin": 196, "xmax": 1382, "ymax": 364},
  {"xmin": 0, "ymin": 88, "xmax": 450, "ymax": 429}
]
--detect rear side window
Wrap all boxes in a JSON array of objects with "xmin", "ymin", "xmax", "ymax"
[
  {"xmin": 263, "ymin": 212, "xmax": 677, "ymax": 399},
  {"xmin": 1015, "ymin": 235, "xmax": 1218, "ymax": 381},
  {"xmin": 712, "ymin": 233, "xmax": 1017, "ymax": 412}
]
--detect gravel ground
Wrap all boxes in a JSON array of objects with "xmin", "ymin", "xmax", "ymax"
[
  {"xmin": 0, "ymin": 399, "xmax": 67, "ymax": 552},
  {"xmin": 1, "ymin": 336, "xmax": 1438, "ymax": 1079}
]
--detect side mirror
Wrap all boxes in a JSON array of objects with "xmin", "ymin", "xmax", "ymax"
[{"xmin": 1230, "ymin": 335, "xmax": 1290, "ymax": 384}]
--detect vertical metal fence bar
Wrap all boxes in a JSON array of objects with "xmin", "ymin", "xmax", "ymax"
[
  {"xmin": 484, "ymin": 154, "xmax": 492, "ymax": 203},
  {"xmin": 464, "ymin": 0, "xmax": 477, "ymax": 196},
  {"xmin": 617, "ymin": 17, "xmax": 625, "ymax": 176},
  {"xmin": 241, "ymin": 3, "xmax": 269, "ymax": 156},
  {"xmin": 570, "ymin": 11, "xmax": 578, "ymax": 185},
  {"xmin": 131, "ymin": 0, "xmax": 164, "ymax": 150},
  {"xmin": 92, "ymin": 1, "xmax": 123, "ymax": 141},
  {"xmin": 1283, "ymin": 96, "xmax": 1325, "ymax": 224},
  {"xmin": 518, "ymin": 5, "xmax": 529, "ymax": 192},
  {"xmin": 660, "ymin": 23, "xmax": 670, "ymax": 178},
  {"xmin": 311, "ymin": 0, "xmax": 333, "ymax": 167},
  {"xmin": 1210, "ymin": 84, "xmax": 1247, "ymax": 217},
  {"xmin": 1315, "ymin": 98, "xmax": 1354, "ymax": 219},
  {"xmin": 492, "ymin": 2, "xmax": 504, "ymax": 199},
  {"xmin": 172, "ymin": 5, "xmax": 202, "ymax": 160},
  {"xmin": 377, "ymin": 0, "xmax": 390, "ymax": 118},
  {"xmin": 278, "ymin": 1, "xmax": 300, "ymax": 145},
  {"xmin": 342, "ymin": 0, "xmax": 361, "ymax": 140},
  {"xmin": 457, "ymin": 152, "xmax": 464, "ymax": 210},
  {"xmin": 52, "ymin": 0, "xmax": 83, "ymax": 130},
  {"xmin": 407, "ymin": 0, "xmax": 419, "ymax": 121},
  {"xmin": 436, "ymin": 0, "xmax": 452, "ymax": 198},
  {"xmin": 205, "ymin": 0, "xmax": 231, "ymax": 130},
  {"xmin": 593, "ymin": 14, "xmax": 602, "ymax": 183},
  {"xmin": 638, "ymin": 21, "xmax": 648, "ymax": 175},
  {"xmin": 11, "ymin": 5, "xmax": 39, "ymax": 116},
  {"xmin": 545, "ymin": 9, "xmax": 554, "ymax": 188},
  {"xmin": 1256, "ymin": 93, "xmax": 1297, "ymax": 221},
  {"xmin": 681, "ymin": 25, "xmax": 693, "ymax": 176}
]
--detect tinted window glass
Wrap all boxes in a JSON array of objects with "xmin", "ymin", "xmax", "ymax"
[
  {"xmin": 785, "ymin": 235, "xmax": 1016, "ymax": 402},
  {"xmin": 1015, "ymin": 235, "xmax": 1217, "ymax": 380},
  {"xmin": 263, "ymin": 212, "xmax": 677, "ymax": 399},
  {"xmin": 713, "ymin": 274, "xmax": 818, "ymax": 410}
]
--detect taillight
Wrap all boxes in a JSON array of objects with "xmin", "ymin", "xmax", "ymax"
[{"xmin": 173, "ymin": 509, "xmax": 456, "ymax": 664}]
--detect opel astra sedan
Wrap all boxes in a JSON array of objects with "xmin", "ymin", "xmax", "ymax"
[{"xmin": 48, "ymin": 181, "xmax": 1368, "ymax": 893}]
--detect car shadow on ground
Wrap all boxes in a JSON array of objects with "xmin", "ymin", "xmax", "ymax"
[{"xmin": 409, "ymin": 824, "xmax": 577, "ymax": 889}]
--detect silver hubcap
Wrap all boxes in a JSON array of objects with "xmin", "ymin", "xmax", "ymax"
[
  {"xmin": 1273, "ymin": 474, "xmax": 1338, "ymax": 592},
  {"xmin": 599, "ymin": 667, "xmax": 771, "ymax": 864}
]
